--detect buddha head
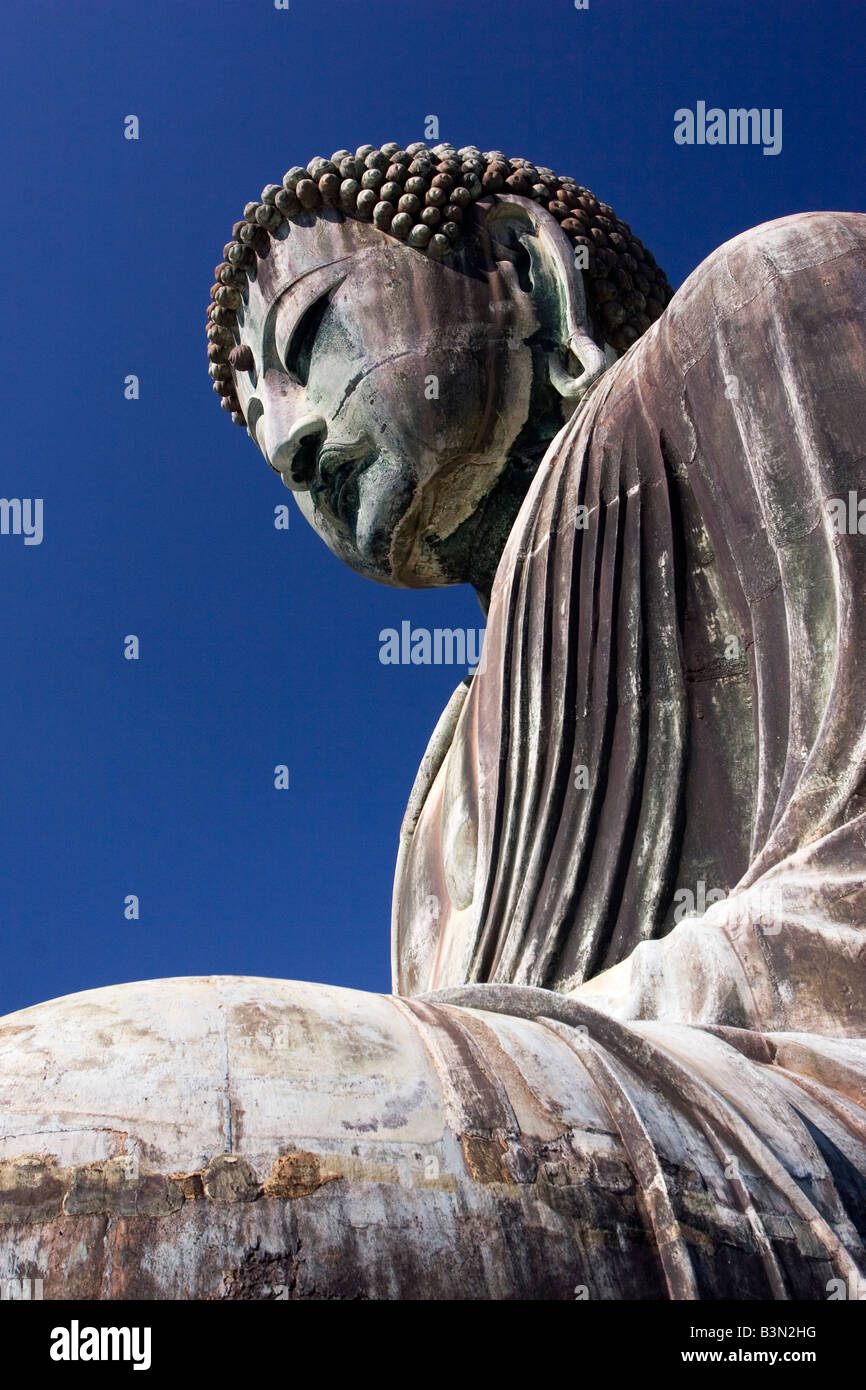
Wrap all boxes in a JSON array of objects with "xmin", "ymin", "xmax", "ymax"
[{"xmin": 207, "ymin": 142, "xmax": 673, "ymax": 599}]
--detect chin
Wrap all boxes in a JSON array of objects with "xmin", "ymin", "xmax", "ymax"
[
  {"xmin": 305, "ymin": 453, "xmax": 451, "ymax": 587},
  {"xmin": 315, "ymin": 520, "xmax": 399, "ymax": 587},
  {"xmin": 353, "ymin": 460, "xmax": 426, "ymax": 584}
]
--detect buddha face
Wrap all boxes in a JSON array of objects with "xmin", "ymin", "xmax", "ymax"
[{"xmin": 231, "ymin": 207, "xmax": 603, "ymax": 588}]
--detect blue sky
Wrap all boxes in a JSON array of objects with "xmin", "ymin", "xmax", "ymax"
[{"xmin": 1, "ymin": 0, "xmax": 863, "ymax": 1015}]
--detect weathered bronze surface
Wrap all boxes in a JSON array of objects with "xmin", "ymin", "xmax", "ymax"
[{"xmin": 2, "ymin": 144, "xmax": 864, "ymax": 1300}]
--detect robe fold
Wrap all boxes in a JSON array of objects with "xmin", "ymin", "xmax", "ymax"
[{"xmin": 394, "ymin": 210, "xmax": 866, "ymax": 1038}]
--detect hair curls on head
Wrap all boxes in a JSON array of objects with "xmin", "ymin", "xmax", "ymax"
[{"xmin": 207, "ymin": 141, "xmax": 675, "ymax": 425}]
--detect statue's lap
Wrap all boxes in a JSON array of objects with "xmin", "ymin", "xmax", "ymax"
[{"xmin": 0, "ymin": 975, "xmax": 856, "ymax": 1298}]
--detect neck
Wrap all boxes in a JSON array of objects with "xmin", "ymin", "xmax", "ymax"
[
  {"xmin": 467, "ymin": 361, "xmax": 570, "ymax": 607},
  {"xmin": 465, "ymin": 457, "xmax": 537, "ymax": 610},
  {"xmin": 427, "ymin": 345, "xmax": 601, "ymax": 606}
]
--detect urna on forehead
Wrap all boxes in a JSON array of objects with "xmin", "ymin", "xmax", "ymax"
[{"xmin": 206, "ymin": 140, "xmax": 675, "ymax": 426}]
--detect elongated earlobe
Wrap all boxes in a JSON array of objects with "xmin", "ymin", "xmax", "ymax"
[
  {"xmin": 482, "ymin": 196, "xmax": 610, "ymax": 401},
  {"xmin": 547, "ymin": 332, "xmax": 611, "ymax": 400}
]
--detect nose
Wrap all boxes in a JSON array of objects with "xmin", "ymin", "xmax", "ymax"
[{"xmin": 263, "ymin": 413, "xmax": 328, "ymax": 491}]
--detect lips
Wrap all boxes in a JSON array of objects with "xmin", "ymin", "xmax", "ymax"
[{"xmin": 314, "ymin": 443, "xmax": 372, "ymax": 528}]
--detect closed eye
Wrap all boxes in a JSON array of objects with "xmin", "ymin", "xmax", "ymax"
[{"xmin": 283, "ymin": 279, "xmax": 344, "ymax": 385}]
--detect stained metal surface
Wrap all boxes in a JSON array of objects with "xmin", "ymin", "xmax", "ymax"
[{"xmin": 1, "ymin": 975, "xmax": 863, "ymax": 1298}]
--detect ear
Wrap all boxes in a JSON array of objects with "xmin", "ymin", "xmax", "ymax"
[{"xmin": 480, "ymin": 195, "xmax": 609, "ymax": 401}]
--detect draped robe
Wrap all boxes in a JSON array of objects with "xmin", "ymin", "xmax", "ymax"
[
  {"xmin": 390, "ymin": 212, "xmax": 866, "ymax": 1296},
  {"xmin": 2, "ymin": 214, "xmax": 865, "ymax": 1301}
]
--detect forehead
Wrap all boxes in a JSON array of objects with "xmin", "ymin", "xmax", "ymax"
[
  {"xmin": 238, "ymin": 212, "xmax": 494, "ymax": 350},
  {"xmin": 254, "ymin": 212, "xmax": 384, "ymax": 300},
  {"xmin": 238, "ymin": 213, "xmax": 377, "ymax": 345}
]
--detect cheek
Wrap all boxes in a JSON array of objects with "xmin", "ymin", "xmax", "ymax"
[
  {"xmin": 345, "ymin": 349, "xmax": 491, "ymax": 463},
  {"xmin": 304, "ymin": 320, "xmax": 364, "ymax": 413}
]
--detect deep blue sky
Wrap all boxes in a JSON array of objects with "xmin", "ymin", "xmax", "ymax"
[{"xmin": 1, "ymin": 0, "xmax": 863, "ymax": 1015}]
